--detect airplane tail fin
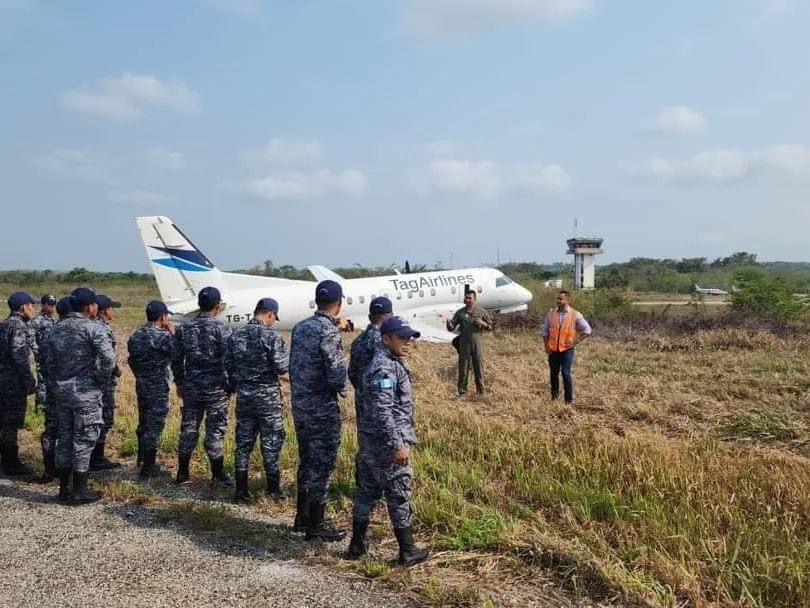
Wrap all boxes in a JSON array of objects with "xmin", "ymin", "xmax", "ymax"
[{"xmin": 136, "ymin": 216, "xmax": 226, "ymax": 304}]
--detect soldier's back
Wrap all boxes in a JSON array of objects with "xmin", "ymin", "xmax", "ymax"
[
  {"xmin": 0, "ymin": 315, "xmax": 30, "ymax": 386},
  {"xmin": 128, "ymin": 324, "xmax": 173, "ymax": 380},
  {"xmin": 290, "ymin": 313, "xmax": 344, "ymax": 403},
  {"xmin": 176, "ymin": 315, "xmax": 229, "ymax": 400}
]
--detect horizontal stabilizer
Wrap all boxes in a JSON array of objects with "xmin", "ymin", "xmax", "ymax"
[{"xmin": 308, "ymin": 265, "xmax": 344, "ymax": 283}]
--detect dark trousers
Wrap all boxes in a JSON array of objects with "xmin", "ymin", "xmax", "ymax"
[{"xmin": 548, "ymin": 349, "xmax": 575, "ymax": 403}]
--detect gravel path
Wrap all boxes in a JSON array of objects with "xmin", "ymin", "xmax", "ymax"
[{"xmin": 0, "ymin": 478, "xmax": 417, "ymax": 608}]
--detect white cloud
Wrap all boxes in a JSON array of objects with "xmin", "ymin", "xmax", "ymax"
[
  {"xmin": 35, "ymin": 148, "xmax": 108, "ymax": 184},
  {"xmin": 430, "ymin": 159, "xmax": 501, "ymax": 196},
  {"xmin": 239, "ymin": 139, "xmax": 364, "ymax": 201},
  {"xmin": 754, "ymin": 144, "xmax": 810, "ymax": 177},
  {"xmin": 427, "ymin": 157, "xmax": 571, "ymax": 196},
  {"xmin": 405, "ymin": 0, "xmax": 592, "ymax": 37},
  {"xmin": 646, "ymin": 106, "xmax": 707, "ymax": 135},
  {"xmin": 109, "ymin": 189, "xmax": 175, "ymax": 206},
  {"xmin": 145, "ymin": 147, "xmax": 188, "ymax": 173},
  {"xmin": 512, "ymin": 162, "xmax": 572, "ymax": 193},
  {"xmin": 648, "ymin": 149, "xmax": 749, "ymax": 183},
  {"xmin": 239, "ymin": 169, "xmax": 367, "ymax": 201},
  {"xmin": 628, "ymin": 144, "xmax": 810, "ymax": 184},
  {"xmin": 250, "ymin": 138, "xmax": 323, "ymax": 167},
  {"xmin": 63, "ymin": 73, "xmax": 201, "ymax": 121}
]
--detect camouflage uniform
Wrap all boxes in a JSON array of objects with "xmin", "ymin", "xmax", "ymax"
[
  {"xmin": 289, "ymin": 311, "xmax": 347, "ymax": 503},
  {"xmin": 127, "ymin": 323, "xmax": 174, "ymax": 453},
  {"xmin": 172, "ymin": 315, "xmax": 231, "ymax": 461},
  {"xmin": 94, "ymin": 317, "xmax": 119, "ymax": 444},
  {"xmin": 226, "ymin": 319, "xmax": 289, "ymax": 474},
  {"xmin": 38, "ymin": 322, "xmax": 60, "ymax": 467},
  {"xmin": 352, "ymin": 347, "xmax": 417, "ymax": 529},
  {"xmin": 348, "ymin": 323, "xmax": 381, "ymax": 448},
  {"xmin": 28, "ymin": 312, "xmax": 55, "ymax": 406},
  {"xmin": 47, "ymin": 312, "xmax": 115, "ymax": 473},
  {"xmin": 0, "ymin": 312, "xmax": 36, "ymax": 464}
]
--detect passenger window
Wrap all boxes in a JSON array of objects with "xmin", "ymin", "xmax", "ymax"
[
  {"xmin": 308, "ymin": 301, "xmax": 315, "ymax": 309},
  {"xmin": 407, "ymin": 292, "xmax": 413, "ymax": 299},
  {"xmin": 430, "ymin": 288, "xmax": 436, "ymax": 296},
  {"xmin": 359, "ymin": 296, "xmax": 365, "ymax": 304},
  {"xmin": 382, "ymin": 291, "xmax": 390, "ymax": 298},
  {"xmin": 451, "ymin": 286, "xmax": 457, "ymax": 295},
  {"xmin": 396, "ymin": 292, "xmax": 402, "ymax": 300},
  {"xmin": 419, "ymin": 290, "xmax": 424, "ymax": 298},
  {"xmin": 346, "ymin": 297, "xmax": 353, "ymax": 305},
  {"xmin": 477, "ymin": 286, "xmax": 483, "ymax": 294}
]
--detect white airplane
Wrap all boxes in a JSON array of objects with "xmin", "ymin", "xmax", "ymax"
[
  {"xmin": 136, "ymin": 216, "xmax": 533, "ymax": 341},
  {"xmin": 694, "ymin": 284, "xmax": 729, "ymax": 296}
]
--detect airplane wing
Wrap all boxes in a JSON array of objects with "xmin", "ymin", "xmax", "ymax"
[
  {"xmin": 308, "ymin": 265, "xmax": 345, "ymax": 283},
  {"xmin": 402, "ymin": 304, "xmax": 460, "ymax": 343}
]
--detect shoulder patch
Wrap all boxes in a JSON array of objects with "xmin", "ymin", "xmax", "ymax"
[{"xmin": 378, "ymin": 376, "xmax": 395, "ymax": 390}]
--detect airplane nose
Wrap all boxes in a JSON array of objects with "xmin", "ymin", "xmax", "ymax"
[{"xmin": 520, "ymin": 285, "xmax": 533, "ymax": 303}]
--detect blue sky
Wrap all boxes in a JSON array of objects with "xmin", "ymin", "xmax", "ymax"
[{"xmin": 1, "ymin": 0, "xmax": 808, "ymax": 271}]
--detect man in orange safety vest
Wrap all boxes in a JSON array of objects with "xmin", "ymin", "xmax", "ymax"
[{"xmin": 541, "ymin": 290, "xmax": 591, "ymax": 405}]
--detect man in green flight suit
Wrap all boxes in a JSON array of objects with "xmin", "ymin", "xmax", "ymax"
[{"xmin": 446, "ymin": 289, "xmax": 493, "ymax": 397}]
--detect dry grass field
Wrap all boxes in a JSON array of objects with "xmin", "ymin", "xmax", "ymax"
[{"xmin": 5, "ymin": 280, "xmax": 810, "ymax": 608}]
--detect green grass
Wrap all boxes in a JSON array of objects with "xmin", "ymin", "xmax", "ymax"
[
  {"xmin": 8, "ymin": 277, "xmax": 810, "ymax": 608},
  {"xmin": 720, "ymin": 408, "xmax": 806, "ymax": 443}
]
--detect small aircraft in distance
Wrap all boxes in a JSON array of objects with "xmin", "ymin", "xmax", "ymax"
[
  {"xmin": 694, "ymin": 284, "xmax": 729, "ymax": 296},
  {"xmin": 136, "ymin": 216, "xmax": 533, "ymax": 341}
]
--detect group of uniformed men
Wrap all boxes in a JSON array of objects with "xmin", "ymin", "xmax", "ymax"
[{"xmin": 0, "ymin": 280, "xmax": 428, "ymax": 566}]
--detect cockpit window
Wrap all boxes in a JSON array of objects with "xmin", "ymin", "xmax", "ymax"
[{"xmin": 495, "ymin": 275, "xmax": 514, "ymax": 287}]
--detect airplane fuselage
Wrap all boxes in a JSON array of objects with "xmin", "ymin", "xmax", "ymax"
[
  {"xmin": 136, "ymin": 216, "xmax": 532, "ymax": 341},
  {"xmin": 174, "ymin": 267, "xmax": 532, "ymax": 334}
]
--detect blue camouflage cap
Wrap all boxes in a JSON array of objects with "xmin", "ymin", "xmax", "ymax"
[
  {"xmin": 41, "ymin": 294, "xmax": 57, "ymax": 306},
  {"xmin": 56, "ymin": 296, "xmax": 73, "ymax": 318},
  {"xmin": 7, "ymin": 291, "xmax": 36, "ymax": 311},
  {"xmin": 380, "ymin": 316, "xmax": 421, "ymax": 339},
  {"xmin": 198, "ymin": 286, "xmax": 222, "ymax": 309},
  {"xmin": 96, "ymin": 294, "xmax": 122, "ymax": 310},
  {"xmin": 315, "ymin": 280, "xmax": 342, "ymax": 304},
  {"xmin": 70, "ymin": 287, "xmax": 97, "ymax": 309},
  {"xmin": 369, "ymin": 296, "xmax": 392, "ymax": 315},
  {"xmin": 255, "ymin": 297, "xmax": 280, "ymax": 319},
  {"xmin": 146, "ymin": 300, "xmax": 169, "ymax": 321}
]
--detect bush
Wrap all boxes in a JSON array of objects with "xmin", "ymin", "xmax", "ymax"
[{"xmin": 731, "ymin": 269, "xmax": 807, "ymax": 319}]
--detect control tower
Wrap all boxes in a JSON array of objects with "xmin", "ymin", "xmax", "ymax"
[{"xmin": 566, "ymin": 237, "xmax": 603, "ymax": 290}]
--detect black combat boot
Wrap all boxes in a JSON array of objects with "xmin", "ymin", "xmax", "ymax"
[
  {"xmin": 394, "ymin": 527, "xmax": 429, "ymax": 567},
  {"xmin": 176, "ymin": 454, "xmax": 191, "ymax": 483},
  {"xmin": 139, "ymin": 449, "xmax": 156, "ymax": 481},
  {"xmin": 57, "ymin": 469, "xmax": 72, "ymax": 503},
  {"xmin": 293, "ymin": 489, "xmax": 309, "ymax": 532},
  {"xmin": 265, "ymin": 470, "xmax": 282, "ymax": 501},
  {"xmin": 89, "ymin": 442, "xmax": 121, "ymax": 471},
  {"xmin": 306, "ymin": 501, "xmax": 346, "ymax": 542},
  {"xmin": 210, "ymin": 457, "xmax": 233, "ymax": 486},
  {"xmin": 1, "ymin": 443, "xmax": 34, "ymax": 476},
  {"xmin": 35, "ymin": 447, "xmax": 56, "ymax": 483},
  {"xmin": 71, "ymin": 471, "xmax": 102, "ymax": 505},
  {"xmin": 233, "ymin": 470, "xmax": 251, "ymax": 502},
  {"xmin": 345, "ymin": 519, "xmax": 369, "ymax": 560}
]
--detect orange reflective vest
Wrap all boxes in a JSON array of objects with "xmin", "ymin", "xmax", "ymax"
[{"xmin": 545, "ymin": 307, "xmax": 579, "ymax": 352}]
